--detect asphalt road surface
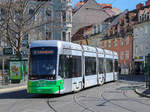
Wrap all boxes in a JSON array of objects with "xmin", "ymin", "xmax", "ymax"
[{"xmin": 0, "ymin": 81, "xmax": 150, "ymax": 112}]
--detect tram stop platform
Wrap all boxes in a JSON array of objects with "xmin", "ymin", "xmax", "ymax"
[{"xmin": 135, "ymin": 87, "xmax": 150, "ymax": 98}]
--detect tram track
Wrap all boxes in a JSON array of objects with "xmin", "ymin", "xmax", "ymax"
[
  {"xmin": 73, "ymin": 93, "xmax": 96, "ymax": 112},
  {"xmin": 97, "ymin": 82, "xmax": 137, "ymax": 112},
  {"xmin": 72, "ymin": 82, "xmax": 117, "ymax": 112},
  {"xmin": 98, "ymin": 81, "xmax": 150, "ymax": 112},
  {"xmin": 122, "ymin": 90, "xmax": 150, "ymax": 107},
  {"xmin": 47, "ymin": 98, "xmax": 58, "ymax": 112}
]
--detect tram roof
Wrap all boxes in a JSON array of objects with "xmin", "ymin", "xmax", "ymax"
[
  {"xmin": 30, "ymin": 40, "xmax": 58, "ymax": 48},
  {"xmin": 96, "ymin": 48, "xmax": 104, "ymax": 54},
  {"xmin": 30, "ymin": 40, "xmax": 117, "ymax": 56},
  {"xmin": 30, "ymin": 40, "xmax": 82, "ymax": 50},
  {"xmin": 82, "ymin": 45, "xmax": 97, "ymax": 52},
  {"xmin": 104, "ymin": 49, "xmax": 113, "ymax": 55},
  {"xmin": 113, "ymin": 51, "xmax": 118, "ymax": 56}
]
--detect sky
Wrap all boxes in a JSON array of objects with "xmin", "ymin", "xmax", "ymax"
[{"xmin": 72, "ymin": 0, "xmax": 147, "ymax": 12}]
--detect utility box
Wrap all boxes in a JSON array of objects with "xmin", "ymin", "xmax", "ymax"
[{"xmin": 145, "ymin": 56, "xmax": 150, "ymax": 88}]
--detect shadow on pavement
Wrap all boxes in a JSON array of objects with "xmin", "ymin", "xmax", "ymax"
[{"xmin": 0, "ymin": 90, "xmax": 64, "ymax": 99}]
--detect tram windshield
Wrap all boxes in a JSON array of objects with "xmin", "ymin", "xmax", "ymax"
[{"xmin": 29, "ymin": 47, "xmax": 57, "ymax": 78}]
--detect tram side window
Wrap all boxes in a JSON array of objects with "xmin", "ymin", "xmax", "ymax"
[
  {"xmin": 115, "ymin": 59, "xmax": 118, "ymax": 72},
  {"xmin": 99, "ymin": 58, "xmax": 104, "ymax": 74},
  {"xmin": 106, "ymin": 59, "xmax": 113, "ymax": 73},
  {"xmin": 59, "ymin": 55, "xmax": 81, "ymax": 78},
  {"xmin": 85, "ymin": 57, "xmax": 96, "ymax": 76},
  {"xmin": 68, "ymin": 56, "xmax": 81, "ymax": 78},
  {"xmin": 59, "ymin": 55, "xmax": 67, "ymax": 78}
]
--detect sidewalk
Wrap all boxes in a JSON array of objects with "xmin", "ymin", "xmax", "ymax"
[
  {"xmin": 135, "ymin": 86, "xmax": 150, "ymax": 98},
  {"xmin": 0, "ymin": 78, "xmax": 27, "ymax": 94}
]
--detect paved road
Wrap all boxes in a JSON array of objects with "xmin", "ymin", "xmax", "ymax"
[{"xmin": 0, "ymin": 81, "xmax": 150, "ymax": 112}]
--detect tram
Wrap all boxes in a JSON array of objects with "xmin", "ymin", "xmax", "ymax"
[{"xmin": 27, "ymin": 40, "xmax": 118, "ymax": 94}]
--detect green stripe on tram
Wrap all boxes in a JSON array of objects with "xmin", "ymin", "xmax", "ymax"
[{"xmin": 27, "ymin": 80, "xmax": 64, "ymax": 94}]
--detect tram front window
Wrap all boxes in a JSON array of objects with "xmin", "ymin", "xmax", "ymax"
[{"xmin": 29, "ymin": 47, "xmax": 57, "ymax": 80}]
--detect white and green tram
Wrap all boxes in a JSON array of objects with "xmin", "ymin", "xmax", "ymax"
[{"xmin": 27, "ymin": 40, "xmax": 118, "ymax": 94}]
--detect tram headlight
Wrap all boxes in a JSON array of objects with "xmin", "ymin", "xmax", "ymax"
[{"xmin": 49, "ymin": 77, "xmax": 54, "ymax": 80}]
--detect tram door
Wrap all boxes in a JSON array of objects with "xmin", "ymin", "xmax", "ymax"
[
  {"xmin": 59, "ymin": 55, "xmax": 72, "ymax": 93},
  {"xmin": 69, "ymin": 55, "xmax": 82, "ymax": 92},
  {"xmin": 59, "ymin": 55, "xmax": 82, "ymax": 93},
  {"xmin": 114, "ymin": 59, "xmax": 118, "ymax": 80}
]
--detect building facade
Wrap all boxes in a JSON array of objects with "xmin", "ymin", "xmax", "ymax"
[
  {"xmin": 101, "ymin": 35, "xmax": 133, "ymax": 74},
  {"xmin": 72, "ymin": 24, "xmax": 106, "ymax": 47},
  {"xmin": 100, "ymin": 9, "xmax": 138, "ymax": 74},
  {"xmin": 133, "ymin": 1, "xmax": 150, "ymax": 74},
  {"xmin": 28, "ymin": 0, "xmax": 72, "ymax": 42}
]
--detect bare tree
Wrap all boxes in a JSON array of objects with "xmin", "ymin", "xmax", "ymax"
[{"xmin": 0, "ymin": 0, "xmax": 54, "ymax": 58}]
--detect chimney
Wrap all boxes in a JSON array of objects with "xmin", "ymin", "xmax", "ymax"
[
  {"xmin": 136, "ymin": 3, "xmax": 144, "ymax": 9},
  {"xmin": 146, "ymin": 0, "xmax": 150, "ymax": 6}
]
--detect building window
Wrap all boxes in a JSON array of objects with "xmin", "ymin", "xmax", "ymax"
[
  {"xmin": 120, "ymin": 51, "xmax": 124, "ymax": 60},
  {"xmin": 114, "ymin": 39, "xmax": 117, "ymax": 47},
  {"xmin": 62, "ymin": 11, "xmax": 66, "ymax": 22},
  {"xmin": 98, "ymin": 25, "xmax": 101, "ymax": 33},
  {"xmin": 126, "ymin": 37, "xmax": 129, "ymax": 45},
  {"xmin": 46, "ymin": 31, "xmax": 52, "ymax": 40},
  {"xmin": 22, "ymin": 34, "xmax": 28, "ymax": 47},
  {"xmin": 29, "ymin": 8, "xmax": 35, "ymax": 21},
  {"xmin": 125, "ymin": 50, "xmax": 129, "ymax": 60},
  {"xmin": 104, "ymin": 41, "xmax": 107, "ymax": 48},
  {"xmin": 121, "ymin": 39, "xmax": 124, "ymax": 46},
  {"xmin": 61, "ymin": 0, "xmax": 66, "ymax": 2},
  {"xmin": 67, "ymin": 10, "xmax": 72, "ymax": 22},
  {"xmin": 67, "ymin": 0, "xmax": 72, "ymax": 3},
  {"xmin": 68, "ymin": 32, "xmax": 71, "ymax": 42},
  {"xmin": 108, "ymin": 40, "xmax": 111, "ymax": 48},
  {"xmin": 46, "ymin": 9, "xmax": 52, "ymax": 17},
  {"xmin": 62, "ymin": 32, "xmax": 66, "ymax": 41},
  {"xmin": 0, "ymin": 8, "xmax": 5, "ymax": 15},
  {"xmin": 93, "ymin": 26, "xmax": 97, "ymax": 34}
]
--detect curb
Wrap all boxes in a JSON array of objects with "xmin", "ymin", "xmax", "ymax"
[
  {"xmin": 0, "ymin": 85, "xmax": 27, "ymax": 94},
  {"xmin": 134, "ymin": 89, "xmax": 150, "ymax": 98}
]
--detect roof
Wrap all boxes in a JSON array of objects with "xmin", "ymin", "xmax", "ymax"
[
  {"xmin": 72, "ymin": 0, "xmax": 110, "ymax": 35},
  {"xmin": 73, "ymin": 1, "xmax": 121, "ymax": 16},
  {"xmin": 71, "ymin": 25, "xmax": 93, "ymax": 42}
]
